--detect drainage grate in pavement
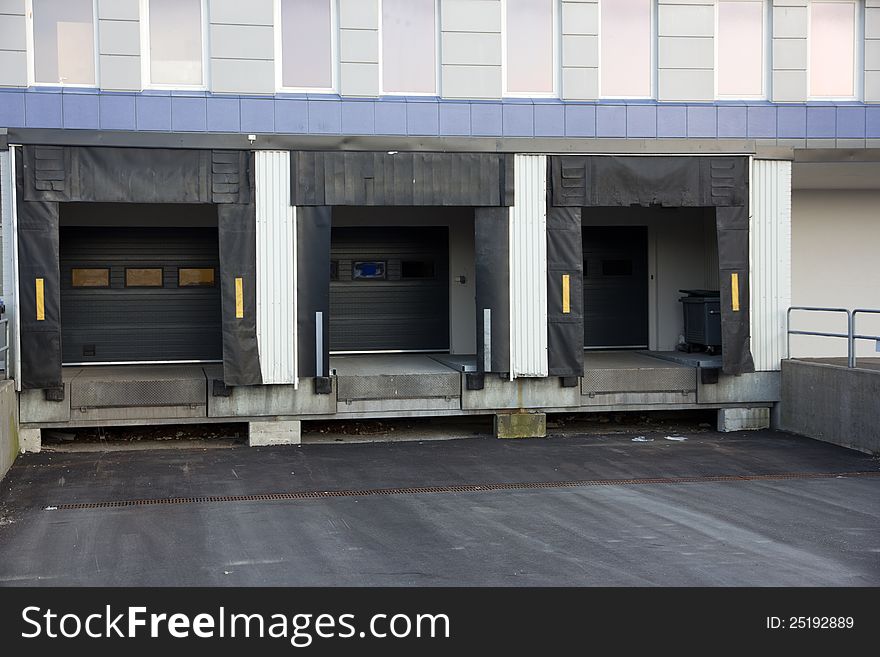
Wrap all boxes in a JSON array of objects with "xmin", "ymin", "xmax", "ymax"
[{"xmin": 46, "ymin": 470, "xmax": 880, "ymax": 511}]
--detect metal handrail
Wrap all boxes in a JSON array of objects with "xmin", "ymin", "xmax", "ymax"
[
  {"xmin": 787, "ymin": 306, "xmax": 880, "ymax": 369},
  {"xmin": 852, "ymin": 309, "xmax": 880, "ymax": 369},
  {"xmin": 787, "ymin": 306, "xmax": 852, "ymax": 367}
]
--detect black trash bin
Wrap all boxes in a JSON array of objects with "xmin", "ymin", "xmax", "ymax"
[{"xmin": 679, "ymin": 289, "xmax": 721, "ymax": 353}]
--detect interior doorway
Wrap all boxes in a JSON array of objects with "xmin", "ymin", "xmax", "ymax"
[{"xmin": 582, "ymin": 226, "xmax": 649, "ymax": 349}]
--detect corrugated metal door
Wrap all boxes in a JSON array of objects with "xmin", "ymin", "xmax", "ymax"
[
  {"xmin": 330, "ymin": 226, "xmax": 449, "ymax": 352},
  {"xmin": 750, "ymin": 159, "xmax": 792, "ymax": 371},
  {"xmin": 60, "ymin": 226, "xmax": 222, "ymax": 363},
  {"xmin": 1, "ymin": 148, "xmax": 20, "ymax": 387},
  {"xmin": 255, "ymin": 150, "xmax": 297, "ymax": 385},
  {"xmin": 510, "ymin": 154, "xmax": 548, "ymax": 378}
]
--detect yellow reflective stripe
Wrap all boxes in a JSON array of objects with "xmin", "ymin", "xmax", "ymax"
[
  {"xmin": 235, "ymin": 277, "xmax": 244, "ymax": 319},
  {"xmin": 562, "ymin": 274, "xmax": 570, "ymax": 314},
  {"xmin": 35, "ymin": 278, "xmax": 45, "ymax": 321},
  {"xmin": 731, "ymin": 272, "xmax": 740, "ymax": 312}
]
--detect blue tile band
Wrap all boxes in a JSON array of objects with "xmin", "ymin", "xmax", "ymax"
[{"xmin": 1, "ymin": 88, "xmax": 878, "ymax": 140}]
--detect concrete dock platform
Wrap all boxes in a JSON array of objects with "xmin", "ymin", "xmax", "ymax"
[{"xmin": 332, "ymin": 354, "xmax": 462, "ymax": 412}]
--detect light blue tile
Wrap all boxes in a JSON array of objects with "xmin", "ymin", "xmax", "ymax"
[
  {"xmin": 626, "ymin": 105, "xmax": 656, "ymax": 138},
  {"xmin": 596, "ymin": 105, "xmax": 626, "ymax": 138},
  {"xmin": 25, "ymin": 91, "xmax": 63, "ymax": 128},
  {"xmin": 717, "ymin": 106, "xmax": 747, "ymax": 138},
  {"xmin": 308, "ymin": 99, "xmax": 341, "ymax": 134},
  {"xmin": 171, "ymin": 96, "xmax": 207, "ymax": 132},
  {"xmin": 275, "ymin": 98, "xmax": 308, "ymax": 133},
  {"xmin": 135, "ymin": 95, "xmax": 171, "ymax": 131},
  {"xmin": 806, "ymin": 106, "xmax": 835, "ymax": 138},
  {"xmin": 564, "ymin": 104, "xmax": 595, "ymax": 137},
  {"xmin": 534, "ymin": 103, "xmax": 564, "ymax": 137},
  {"xmin": 657, "ymin": 105, "xmax": 687, "ymax": 138},
  {"xmin": 0, "ymin": 90, "xmax": 25, "ymax": 127},
  {"xmin": 240, "ymin": 98, "xmax": 274, "ymax": 133},
  {"xmin": 866, "ymin": 106, "xmax": 880, "ymax": 138},
  {"xmin": 686, "ymin": 106, "xmax": 716, "ymax": 138},
  {"xmin": 471, "ymin": 103, "xmax": 502, "ymax": 136},
  {"xmin": 341, "ymin": 100, "xmax": 375, "ymax": 134},
  {"xmin": 375, "ymin": 100, "xmax": 407, "ymax": 135},
  {"xmin": 747, "ymin": 106, "xmax": 776, "ymax": 138},
  {"xmin": 206, "ymin": 97, "xmax": 240, "ymax": 132},
  {"xmin": 439, "ymin": 103, "xmax": 471, "ymax": 136},
  {"xmin": 502, "ymin": 103, "xmax": 533, "ymax": 137},
  {"xmin": 406, "ymin": 101, "xmax": 440, "ymax": 135},
  {"xmin": 836, "ymin": 106, "xmax": 865, "ymax": 139},
  {"xmin": 777, "ymin": 106, "xmax": 806, "ymax": 138},
  {"xmin": 62, "ymin": 93, "xmax": 99, "ymax": 129},
  {"xmin": 98, "ymin": 94, "xmax": 135, "ymax": 130}
]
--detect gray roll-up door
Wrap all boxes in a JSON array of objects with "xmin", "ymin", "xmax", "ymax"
[
  {"xmin": 60, "ymin": 226, "xmax": 222, "ymax": 363},
  {"xmin": 582, "ymin": 226, "xmax": 649, "ymax": 349},
  {"xmin": 330, "ymin": 226, "xmax": 449, "ymax": 352}
]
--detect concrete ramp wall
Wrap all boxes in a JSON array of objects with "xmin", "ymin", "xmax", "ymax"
[
  {"xmin": 0, "ymin": 380, "xmax": 19, "ymax": 481},
  {"xmin": 780, "ymin": 360, "xmax": 880, "ymax": 455}
]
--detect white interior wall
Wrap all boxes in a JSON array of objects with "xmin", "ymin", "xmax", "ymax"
[
  {"xmin": 331, "ymin": 206, "xmax": 477, "ymax": 355},
  {"xmin": 791, "ymin": 189, "xmax": 880, "ymax": 359},
  {"xmin": 582, "ymin": 207, "xmax": 718, "ymax": 351}
]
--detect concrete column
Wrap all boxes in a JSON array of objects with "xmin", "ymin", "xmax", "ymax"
[
  {"xmin": 494, "ymin": 412, "xmax": 547, "ymax": 439},
  {"xmin": 717, "ymin": 407, "xmax": 770, "ymax": 432},
  {"xmin": 248, "ymin": 419, "xmax": 302, "ymax": 447},
  {"xmin": 19, "ymin": 427, "xmax": 41, "ymax": 453},
  {"xmin": 0, "ymin": 380, "xmax": 20, "ymax": 479}
]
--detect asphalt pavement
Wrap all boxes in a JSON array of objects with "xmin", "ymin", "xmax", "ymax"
[{"xmin": 0, "ymin": 429, "xmax": 877, "ymax": 586}]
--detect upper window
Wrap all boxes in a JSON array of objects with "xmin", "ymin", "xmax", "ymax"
[
  {"xmin": 382, "ymin": 0, "xmax": 437, "ymax": 94},
  {"xmin": 600, "ymin": 0, "xmax": 652, "ymax": 98},
  {"xmin": 353, "ymin": 261, "xmax": 386, "ymax": 280},
  {"xmin": 279, "ymin": 0, "xmax": 335, "ymax": 90},
  {"xmin": 71, "ymin": 268, "xmax": 109, "ymax": 288},
  {"xmin": 505, "ymin": 0, "xmax": 556, "ymax": 95},
  {"xmin": 32, "ymin": 0, "xmax": 95, "ymax": 86},
  {"xmin": 809, "ymin": 0, "xmax": 857, "ymax": 98},
  {"xmin": 144, "ymin": 0, "xmax": 204, "ymax": 87},
  {"xmin": 126, "ymin": 268, "xmax": 163, "ymax": 288},
  {"xmin": 717, "ymin": 1, "xmax": 766, "ymax": 98},
  {"xmin": 178, "ymin": 268, "xmax": 215, "ymax": 287},
  {"xmin": 401, "ymin": 260, "xmax": 436, "ymax": 279}
]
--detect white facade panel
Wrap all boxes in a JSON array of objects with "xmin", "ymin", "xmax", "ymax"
[
  {"xmin": 750, "ymin": 159, "xmax": 792, "ymax": 372},
  {"xmin": 255, "ymin": 150, "xmax": 298, "ymax": 386},
  {"xmin": 509, "ymin": 154, "xmax": 548, "ymax": 378}
]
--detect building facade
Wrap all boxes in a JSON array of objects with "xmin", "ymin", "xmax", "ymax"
[{"xmin": 1, "ymin": 0, "xmax": 877, "ymax": 446}]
